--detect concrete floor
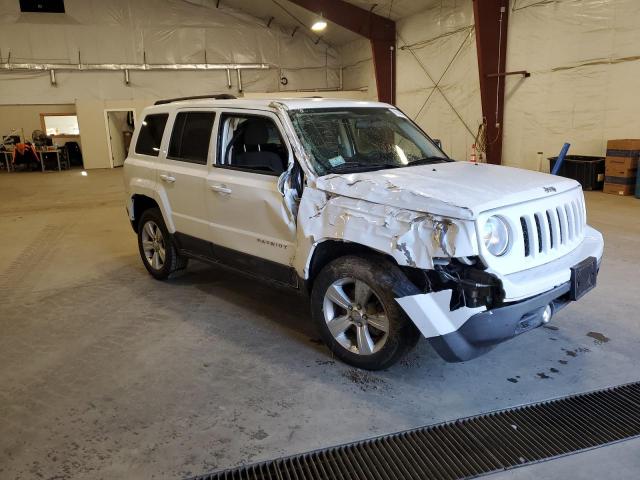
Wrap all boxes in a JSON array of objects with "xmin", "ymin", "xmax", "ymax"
[{"xmin": 0, "ymin": 169, "xmax": 638, "ymax": 480}]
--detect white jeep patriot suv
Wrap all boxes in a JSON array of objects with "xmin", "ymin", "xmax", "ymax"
[{"xmin": 124, "ymin": 95, "xmax": 604, "ymax": 370}]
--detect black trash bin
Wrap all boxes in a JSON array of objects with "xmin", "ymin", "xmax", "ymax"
[{"xmin": 548, "ymin": 155, "xmax": 605, "ymax": 191}]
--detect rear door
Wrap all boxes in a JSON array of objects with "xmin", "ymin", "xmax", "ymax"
[
  {"xmin": 157, "ymin": 109, "xmax": 216, "ymax": 240},
  {"xmin": 127, "ymin": 111, "xmax": 168, "ymax": 205},
  {"xmin": 205, "ymin": 109, "xmax": 297, "ymax": 282}
]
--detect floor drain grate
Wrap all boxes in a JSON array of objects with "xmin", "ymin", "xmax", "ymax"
[{"xmin": 190, "ymin": 381, "xmax": 640, "ymax": 480}]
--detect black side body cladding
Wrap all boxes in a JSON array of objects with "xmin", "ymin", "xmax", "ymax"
[{"xmin": 173, "ymin": 232, "xmax": 299, "ymax": 288}]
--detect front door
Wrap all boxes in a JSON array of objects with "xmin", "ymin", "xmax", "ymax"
[
  {"xmin": 157, "ymin": 110, "xmax": 216, "ymax": 241},
  {"xmin": 205, "ymin": 110, "xmax": 296, "ymax": 281}
]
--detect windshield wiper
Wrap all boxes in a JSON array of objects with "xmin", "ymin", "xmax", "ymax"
[
  {"xmin": 408, "ymin": 156, "xmax": 448, "ymax": 166},
  {"xmin": 329, "ymin": 162, "xmax": 401, "ymax": 173}
]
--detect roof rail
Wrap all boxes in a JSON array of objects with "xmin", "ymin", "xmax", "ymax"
[{"xmin": 154, "ymin": 94, "xmax": 237, "ymax": 105}]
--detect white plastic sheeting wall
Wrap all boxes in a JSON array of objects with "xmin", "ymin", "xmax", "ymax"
[
  {"xmin": 340, "ymin": 0, "xmax": 482, "ymax": 162},
  {"xmin": 339, "ymin": 37, "xmax": 376, "ymax": 95},
  {"xmin": 341, "ymin": 0, "xmax": 640, "ymax": 171},
  {"xmin": 396, "ymin": 0, "xmax": 480, "ymax": 162},
  {"xmin": 3, "ymin": 0, "xmax": 638, "ymax": 172},
  {"xmin": 503, "ymin": 0, "xmax": 640, "ymax": 171},
  {"xmin": 0, "ymin": 0, "xmax": 340, "ymax": 103}
]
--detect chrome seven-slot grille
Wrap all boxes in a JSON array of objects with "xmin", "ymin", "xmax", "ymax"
[
  {"xmin": 518, "ymin": 194, "xmax": 585, "ymax": 258},
  {"xmin": 478, "ymin": 186, "xmax": 587, "ymax": 276}
]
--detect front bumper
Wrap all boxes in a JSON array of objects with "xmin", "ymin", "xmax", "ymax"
[
  {"xmin": 428, "ymin": 282, "xmax": 572, "ymax": 362},
  {"xmin": 396, "ymin": 229, "xmax": 603, "ymax": 362}
]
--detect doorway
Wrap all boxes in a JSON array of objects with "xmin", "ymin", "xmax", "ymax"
[{"xmin": 105, "ymin": 110, "xmax": 136, "ymax": 168}]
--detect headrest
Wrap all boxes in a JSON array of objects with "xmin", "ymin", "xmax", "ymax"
[
  {"xmin": 365, "ymin": 126, "xmax": 390, "ymax": 142},
  {"xmin": 243, "ymin": 120, "xmax": 269, "ymax": 145}
]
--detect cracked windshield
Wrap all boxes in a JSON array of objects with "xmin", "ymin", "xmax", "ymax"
[{"xmin": 289, "ymin": 107, "xmax": 447, "ymax": 176}]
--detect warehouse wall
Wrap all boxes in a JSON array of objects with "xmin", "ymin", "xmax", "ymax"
[
  {"xmin": 0, "ymin": 104, "xmax": 76, "ymax": 142},
  {"xmin": 339, "ymin": 37, "xmax": 377, "ymax": 97},
  {"xmin": 0, "ymin": 0, "xmax": 340, "ymax": 168},
  {"xmin": 341, "ymin": 0, "xmax": 640, "ymax": 172},
  {"xmin": 339, "ymin": 0, "xmax": 481, "ymax": 162},
  {"xmin": 0, "ymin": 0, "xmax": 340, "ymax": 102},
  {"xmin": 76, "ymin": 99, "xmax": 152, "ymax": 170},
  {"xmin": 5, "ymin": 0, "xmax": 636, "ymax": 172},
  {"xmin": 395, "ymin": 0, "xmax": 480, "ymax": 162},
  {"xmin": 503, "ymin": 0, "xmax": 640, "ymax": 171}
]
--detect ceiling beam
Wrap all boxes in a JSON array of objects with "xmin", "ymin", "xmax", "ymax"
[
  {"xmin": 288, "ymin": 0, "xmax": 396, "ymax": 104},
  {"xmin": 473, "ymin": 0, "xmax": 509, "ymax": 165}
]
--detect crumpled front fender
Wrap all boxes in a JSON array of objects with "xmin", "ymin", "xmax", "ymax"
[{"xmin": 294, "ymin": 187, "xmax": 478, "ymax": 277}]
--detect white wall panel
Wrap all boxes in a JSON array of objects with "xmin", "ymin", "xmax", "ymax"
[{"xmin": 504, "ymin": 0, "xmax": 640, "ymax": 171}]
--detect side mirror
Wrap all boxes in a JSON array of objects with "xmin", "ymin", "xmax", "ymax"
[
  {"xmin": 291, "ymin": 161, "xmax": 304, "ymax": 198},
  {"xmin": 433, "ymin": 138, "xmax": 443, "ymax": 149}
]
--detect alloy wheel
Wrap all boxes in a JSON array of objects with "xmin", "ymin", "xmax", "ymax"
[
  {"xmin": 322, "ymin": 277, "xmax": 389, "ymax": 355},
  {"xmin": 141, "ymin": 220, "xmax": 166, "ymax": 270}
]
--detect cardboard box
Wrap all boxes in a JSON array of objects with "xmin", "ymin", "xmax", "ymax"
[
  {"xmin": 603, "ymin": 182, "xmax": 636, "ymax": 196},
  {"xmin": 606, "ymin": 139, "xmax": 640, "ymax": 152},
  {"xmin": 605, "ymin": 156, "xmax": 638, "ymax": 177},
  {"xmin": 605, "ymin": 140, "xmax": 639, "ymax": 185}
]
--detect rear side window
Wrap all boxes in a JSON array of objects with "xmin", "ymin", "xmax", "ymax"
[
  {"xmin": 168, "ymin": 111, "xmax": 216, "ymax": 165},
  {"xmin": 135, "ymin": 113, "xmax": 168, "ymax": 157}
]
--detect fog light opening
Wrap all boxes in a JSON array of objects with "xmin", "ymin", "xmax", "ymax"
[{"xmin": 542, "ymin": 305, "xmax": 553, "ymax": 324}]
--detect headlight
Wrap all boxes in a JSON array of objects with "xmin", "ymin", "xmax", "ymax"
[{"xmin": 482, "ymin": 216, "xmax": 510, "ymax": 256}]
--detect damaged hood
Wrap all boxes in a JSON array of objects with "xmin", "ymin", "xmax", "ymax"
[{"xmin": 315, "ymin": 161, "xmax": 580, "ymax": 220}]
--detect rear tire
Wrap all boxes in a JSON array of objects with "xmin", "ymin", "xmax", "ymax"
[
  {"xmin": 137, "ymin": 208, "xmax": 188, "ymax": 280},
  {"xmin": 311, "ymin": 255, "xmax": 421, "ymax": 370}
]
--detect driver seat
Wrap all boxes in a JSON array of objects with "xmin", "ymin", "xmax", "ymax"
[{"xmin": 233, "ymin": 120, "xmax": 284, "ymax": 174}]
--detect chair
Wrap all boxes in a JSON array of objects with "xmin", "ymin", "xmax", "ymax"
[
  {"xmin": 40, "ymin": 149, "xmax": 66, "ymax": 171},
  {"xmin": 65, "ymin": 141, "xmax": 83, "ymax": 167}
]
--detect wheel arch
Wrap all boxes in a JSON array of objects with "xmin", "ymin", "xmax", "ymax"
[
  {"xmin": 130, "ymin": 194, "xmax": 160, "ymax": 233},
  {"xmin": 305, "ymin": 240, "xmax": 400, "ymax": 292}
]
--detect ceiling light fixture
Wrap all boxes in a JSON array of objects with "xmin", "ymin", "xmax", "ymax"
[{"xmin": 311, "ymin": 16, "xmax": 327, "ymax": 32}]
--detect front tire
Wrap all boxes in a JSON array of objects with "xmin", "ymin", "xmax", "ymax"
[
  {"xmin": 311, "ymin": 255, "xmax": 421, "ymax": 370},
  {"xmin": 137, "ymin": 208, "xmax": 188, "ymax": 280}
]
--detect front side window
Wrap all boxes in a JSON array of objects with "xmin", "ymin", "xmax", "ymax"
[
  {"xmin": 168, "ymin": 111, "xmax": 216, "ymax": 165},
  {"xmin": 217, "ymin": 114, "xmax": 288, "ymax": 176},
  {"xmin": 288, "ymin": 107, "xmax": 447, "ymax": 176},
  {"xmin": 135, "ymin": 113, "xmax": 168, "ymax": 157}
]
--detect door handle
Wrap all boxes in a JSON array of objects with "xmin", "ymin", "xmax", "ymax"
[
  {"xmin": 209, "ymin": 184, "xmax": 232, "ymax": 194},
  {"xmin": 160, "ymin": 174, "xmax": 176, "ymax": 183}
]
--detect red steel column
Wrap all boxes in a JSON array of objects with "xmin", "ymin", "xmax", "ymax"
[
  {"xmin": 473, "ymin": 0, "xmax": 509, "ymax": 165},
  {"xmin": 370, "ymin": 37, "xmax": 396, "ymax": 105},
  {"xmin": 288, "ymin": 0, "xmax": 396, "ymax": 104}
]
